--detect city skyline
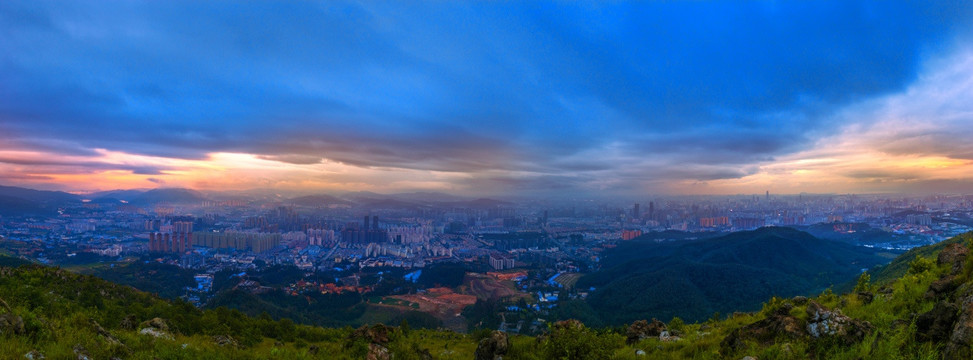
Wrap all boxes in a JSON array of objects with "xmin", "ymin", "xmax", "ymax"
[{"xmin": 3, "ymin": 2, "xmax": 973, "ymax": 196}]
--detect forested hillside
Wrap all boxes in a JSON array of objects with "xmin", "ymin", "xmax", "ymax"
[{"xmin": 579, "ymin": 227, "xmax": 888, "ymax": 324}]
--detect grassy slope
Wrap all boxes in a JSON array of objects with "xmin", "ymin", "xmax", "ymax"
[{"xmin": 869, "ymin": 232, "xmax": 971, "ymax": 286}]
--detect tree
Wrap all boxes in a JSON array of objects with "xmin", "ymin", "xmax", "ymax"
[{"xmin": 854, "ymin": 272, "xmax": 871, "ymax": 293}]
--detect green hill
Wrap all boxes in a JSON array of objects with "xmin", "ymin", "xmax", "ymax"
[
  {"xmin": 579, "ymin": 227, "xmax": 887, "ymax": 324},
  {"xmin": 868, "ymin": 232, "xmax": 972, "ymax": 286}
]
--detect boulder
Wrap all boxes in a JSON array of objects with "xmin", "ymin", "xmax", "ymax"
[
  {"xmin": 366, "ymin": 343, "xmax": 390, "ymax": 360},
  {"xmin": 140, "ymin": 317, "xmax": 169, "ymax": 332},
  {"xmin": 119, "ymin": 315, "xmax": 137, "ymax": 331},
  {"xmin": 659, "ymin": 330, "xmax": 681, "ymax": 342},
  {"xmin": 915, "ymin": 301, "xmax": 959, "ymax": 342},
  {"xmin": 553, "ymin": 319, "xmax": 585, "ymax": 331},
  {"xmin": 90, "ymin": 320, "xmax": 122, "ymax": 345},
  {"xmin": 945, "ymin": 288, "xmax": 973, "ymax": 358},
  {"xmin": 352, "ymin": 324, "xmax": 391, "ymax": 345},
  {"xmin": 720, "ymin": 305, "xmax": 804, "ymax": 355},
  {"xmin": 138, "ymin": 318, "xmax": 173, "ymax": 340},
  {"xmin": 805, "ymin": 301, "xmax": 873, "ymax": 345},
  {"xmin": 626, "ymin": 319, "xmax": 667, "ymax": 344},
  {"xmin": 213, "ymin": 335, "xmax": 238, "ymax": 347},
  {"xmin": 927, "ymin": 276, "xmax": 959, "ymax": 299},
  {"xmin": 857, "ymin": 292, "xmax": 874, "ymax": 305},
  {"xmin": 938, "ymin": 243, "xmax": 969, "ymax": 274},
  {"xmin": 24, "ymin": 350, "xmax": 44, "ymax": 360},
  {"xmin": 0, "ymin": 313, "xmax": 25, "ymax": 335},
  {"xmin": 474, "ymin": 330, "xmax": 509, "ymax": 360},
  {"xmin": 791, "ymin": 296, "xmax": 808, "ymax": 305},
  {"xmin": 72, "ymin": 344, "xmax": 90, "ymax": 360}
]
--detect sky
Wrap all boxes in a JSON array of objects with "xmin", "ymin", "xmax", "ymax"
[{"xmin": 2, "ymin": 1, "xmax": 973, "ymax": 197}]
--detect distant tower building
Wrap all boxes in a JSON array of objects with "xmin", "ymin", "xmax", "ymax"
[
  {"xmin": 649, "ymin": 201, "xmax": 654, "ymax": 219},
  {"xmin": 364, "ymin": 215, "xmax": 370, "ymax": 231},
  {"xmin": 766, "ymin": 190, "xmax": 769, "ymax": 200},
  {"xmin": 633, "ymin": 203, "xmax": 640, "ymax": 218},
  {"xmin": 372, "ymin": 216, "xmax": 379, "ymax": 230}
]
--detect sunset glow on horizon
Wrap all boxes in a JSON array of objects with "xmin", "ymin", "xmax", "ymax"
[{"xmin": 3, "ymin": 2, "xmax": 973, "ymax": 197}]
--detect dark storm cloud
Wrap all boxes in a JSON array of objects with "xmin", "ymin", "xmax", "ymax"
[{"xmin": 1, "ymin": 1, "xmax": 971, "ymax": 192}]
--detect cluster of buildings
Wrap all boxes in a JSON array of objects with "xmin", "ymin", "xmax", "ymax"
[{"xmin": 4, "ymin": 191, "xmax": 973, "ymax": 310}]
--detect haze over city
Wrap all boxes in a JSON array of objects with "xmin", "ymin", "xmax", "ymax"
[{"xmin": 3, "ymin": 1, "xmax": 973, "ymax": 196}]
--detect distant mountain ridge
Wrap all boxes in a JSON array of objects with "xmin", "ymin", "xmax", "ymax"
[
  {"xmin": 0, "ymin": 185, "xmax": 80, "ymax": 204},
  {"xmin": 0, "ymin": 185, "xmax": 80, "ymax": 215},
  {"xmin": 128, "ymin": 188, "xmax": 208, "ymax": 204},
  {"xmin": 87, "ymin": 189, "xmax": 148, "ymax": 202},
  {"xmin": 285, "ymin": 194, "xmax": 351, "ymax": 207}
]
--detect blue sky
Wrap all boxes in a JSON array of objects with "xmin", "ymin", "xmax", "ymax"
[{"xmin": 2, "ymin": 1, "xmax": 973, "ymax": 195}]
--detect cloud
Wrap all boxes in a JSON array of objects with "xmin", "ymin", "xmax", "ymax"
[
  {"xmin": 255, "ymin": 154, "xmax": 323, "ymax": 165},
  {"xmin": 1, "ymin": 1, "xmax": 972, "ymax": 194}
]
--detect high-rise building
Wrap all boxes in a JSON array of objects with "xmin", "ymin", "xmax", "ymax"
[
  {"xmin": 364, "ymin": 215, "xmax": 370, "ymax": 231},
  {"xmin": 633, "ymin": 203, "xmax": 640, "ymax": 218}
]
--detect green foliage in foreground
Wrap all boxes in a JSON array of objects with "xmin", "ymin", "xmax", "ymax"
[{"xmin": 1, "ymin": 232, "xmax": 972, "ymax": 359}]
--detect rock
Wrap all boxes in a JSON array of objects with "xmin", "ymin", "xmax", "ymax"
[
  {"xmin": 24, "ymin": 350, "xmax": 44, "ymax": 360},
  {"xmin": 945, "ymin": 289, "xmax": 973, "ymax": 358},
  {"xmin": 474, "ymin": 330, "xmax": 509, "ymax": 360},
  {"xmin": 635, "ymin": 349, "xmax": 646, "ymax": 356},
  {"xmin": 0, "ymin": 296, "xmax": 12, "ymax": 313},
  {"xmin": 140, "ymin": 317, "xmax": 169, "ymax": 332},
  {"xmin": 139, "ymin": 327, "xmax": 173, "ymax": 340},
  {"xmin": 366, "ymin": 343, "xmax": 390, "ymax": 360},
  {"xmin": 938, "ymin": 243, "xmax": 969, "ymax": 274},
  {"xmin": 119, "ymin": 315, "xmax": 137, "ymax": 331},
  {"xmin": 553, "ymin": 319, "xmax": 585, "ymax": 331},
  {"xmin": 626, "ymin": 319, "xmax": 667, "ymax": 344},
  {"xmin": 90, "ymin": 319, "xmax": 122, "ymax": 345},
  {"xmin": 213, "ymin": 335, "xmax": 238, "ymax": 347},
  {"xmin": 741, "ymin": 357, "xmax": 758, "ymax": 360},
  {"xmin": 72, "ymin": 345, "xmax": 90, "ymax": 360},
  {"xmin": 916, "ymin": 301, "xmax": 959, "ymax": 342},
  {"xmin": 720, "ymin": 306, "xmax": 804, "ymax": 355},
  {"xmin": 857, "ymin": 292, "xmax": 874, "ymax": 305},
  {"xmin": 927, "ymin": 276, "xmax": 959, "ymax": 299},
  {"xmin": 0, "ymin": 313, "xmax": 25, "ymax": 335},
  {"xmin": 659, "ymin": 330, "xmax": 681, "ymax": 342},
  {"xmin": 352, "ymin": 324, "xmax": 391, "ymax": 345},
  {"xmin": 805, "ymin": 301, "xmax": 873, "ymax": 345},
  {"xmin": 138, "ymin": 317, "xmax": 173, "ymax": 339}
]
